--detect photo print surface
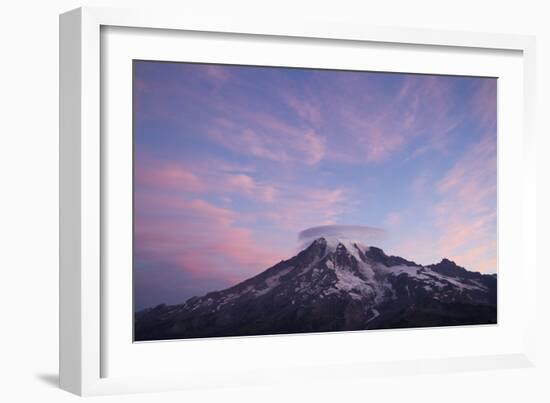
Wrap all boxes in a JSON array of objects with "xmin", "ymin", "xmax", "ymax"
[{"xmin": 133, "ymin": 61, "xmax": 497, "ymax": 341}]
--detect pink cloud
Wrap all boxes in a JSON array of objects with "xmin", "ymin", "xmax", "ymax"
[
  {"xmin": 471, "ymin": 79, "xmax": 497, "ymax": 130},
  {"xmin": 298, "ymin": 130, "xmax": 325, "ymax": 165},
  {"xmin": 136, "ymin": 155, "xmax": 278, "ymax": 203},
  {"xmin": 226, "ymin": 174, "xmax": 256, "ymax": 193},
  {"xmin": 336, "ymin": 105, "xmax": 405, "ymax": 163},
  {"xmin": 198, "ymin": 73, "xmax": 468, "ymax": 166},
  {"xmin": 135, "ymin": 155, "xmax": 346, "ymax": 233},
  {"xmin": 384, "ymin": 212, "xmax": 402, "ymax": 228},
  {"xmin": 389, "ymin": 232, "xmax": 439, "ymax": 266},
  {"xmin": 134, "ymin": 176, "xmax": 353, "ymax": 287},
  {"xmin": 135, "ymin": 195, "xmax": 286, "ymax": 284},
  {"xmin": 364, "ymin": 127, "xmax": 404, "ymax": 163},
  {"xmin": 402, "ymin": 77, "xmax": 461, "ymax": 160},
  {"xmin": 450, "ymin": 239, "xmax": 496, "ymax": 273},
  {"xmin": 263, "ymin": 187, "xmax": 349, "ymax": 231},
  {"xmin": 136, "ymin": 163, "xmax": 206, "ymax": 193},
  {"xmin": 283, "ymin": 94, "xmax": 322, "ymax": 125},
  {"xmin": 226, "ymin": 174, "xmax": 277, "ymax": 202},
  {"xmin": 137, "ymin": 67, "xmax": 479, "ymax": 170},
  {"xmin": 207, "ymin": 111, "xmax": 326, "ymax": 165},
  {"xmin": 389, "ymin": 129, "xmax": 496, "ymax": 272},
  {"xmin": 433, "ymin": 132, "xmax": 497, "ymax": 272},
  {"xmin": 229, "ymin": 129, "xmax": 291, "ymax": 162},
  {"xmin": 204, "ymin": 65, "xmax": 231, "ymax": 82},
  {"xmin": 328, "ymin": 75, "xmax": 462, "ymax": 164}
]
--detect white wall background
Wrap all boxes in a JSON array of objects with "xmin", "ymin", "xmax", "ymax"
[{"xmin": 0, "ymin": 0, "xmax": 548, "ymax": 401}]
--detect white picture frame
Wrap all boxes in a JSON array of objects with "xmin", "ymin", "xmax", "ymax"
[{"xmin": 59, "ymin": 6, "xmax": 537, "ymax": 396}]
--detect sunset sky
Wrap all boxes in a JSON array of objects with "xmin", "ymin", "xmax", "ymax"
[{"xmin": 133, "ymin": 61, "xmax": 497, "ymax": 310}]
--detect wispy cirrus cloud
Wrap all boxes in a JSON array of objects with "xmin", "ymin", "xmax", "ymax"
[
  {"xmin": 207, "ymin": 113, "xmax": 326, "ymax": 165},
  {"xmin": 136, "ymin": 163, "xmax": 207, "ymax": 193},
  {"xmin": 133, "ymin": 61, "xmax": 497, "ymax": 309},
  {"xmin": 135, "ymin": 195, "xmax": 285, "ymax": 285},
  {"xmin": 204, "ymin": 65, "xmax": 231, "ymax": 82},
  {"xmin": 134, "ymin": 158, "xmax": 353, "ymax": 297},
  {"xmin": 263, "ymin": 187, "xmax": 349, "ymax": 231},
  {"xmin": 135, "ymin": 155, "xmax": 277, "ymax": 202},
  {"xmin": 282, "ymin": 92, "xmax": 322, "ymax": 126},
  {"xmin": 314, "ymin": 74, "xmax": 465, "ymax": 164},
  {"xmin": 134, "ymin": 182, "xmax": 352, "ymax": 294},
  {"xmin": 471, "ymin": 79, "xmax": 497, "ymax": 130},
  {"xmin": 433, "ymin": 132, "xmax": 497, "ymax": 272}
]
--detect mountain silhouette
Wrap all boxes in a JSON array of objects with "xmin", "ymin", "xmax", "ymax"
[{"xmin": 135, "ymin": 237, "xmax": 497, "ymax": 341}]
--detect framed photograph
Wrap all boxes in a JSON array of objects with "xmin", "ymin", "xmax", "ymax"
[{"xmin": 60, "ymin": 7, "xmax": 537, "ymax": 396}]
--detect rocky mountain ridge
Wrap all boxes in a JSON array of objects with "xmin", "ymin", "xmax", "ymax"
[{"xmin": 135, "ymin": 237, "xmax": 497, "ymax": 341}]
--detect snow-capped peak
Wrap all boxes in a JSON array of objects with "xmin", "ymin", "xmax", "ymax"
[
  {"xmin": 313, "ymin": 236, "xmax": 370, "ymax": 262},
  {"xmin": 135, "ymin": 234, "xmax": 497, "ymax": 341}
]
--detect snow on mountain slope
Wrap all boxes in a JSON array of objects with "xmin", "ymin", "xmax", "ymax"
[{"xmin": 135, "ymin": 236, "xmax": 497, "ymax": 341}]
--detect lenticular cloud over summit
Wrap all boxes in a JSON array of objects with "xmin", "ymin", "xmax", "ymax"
[
  {"xmin": 132, "ymin": 60, "xmax": 498, "ymax": 340},
  {"xmin": 298, "ymin": 225, "xmax": 386, "ymax": 246}
]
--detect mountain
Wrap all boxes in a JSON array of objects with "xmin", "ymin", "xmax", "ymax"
[{"xmin": 134, "ymin": 237, "xmax": 497, "ymax": 341}]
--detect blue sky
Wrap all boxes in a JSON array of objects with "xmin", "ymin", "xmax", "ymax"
[{"xmin": 133, "ymin": 61, "xmax": 497, "ymax": 310}]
